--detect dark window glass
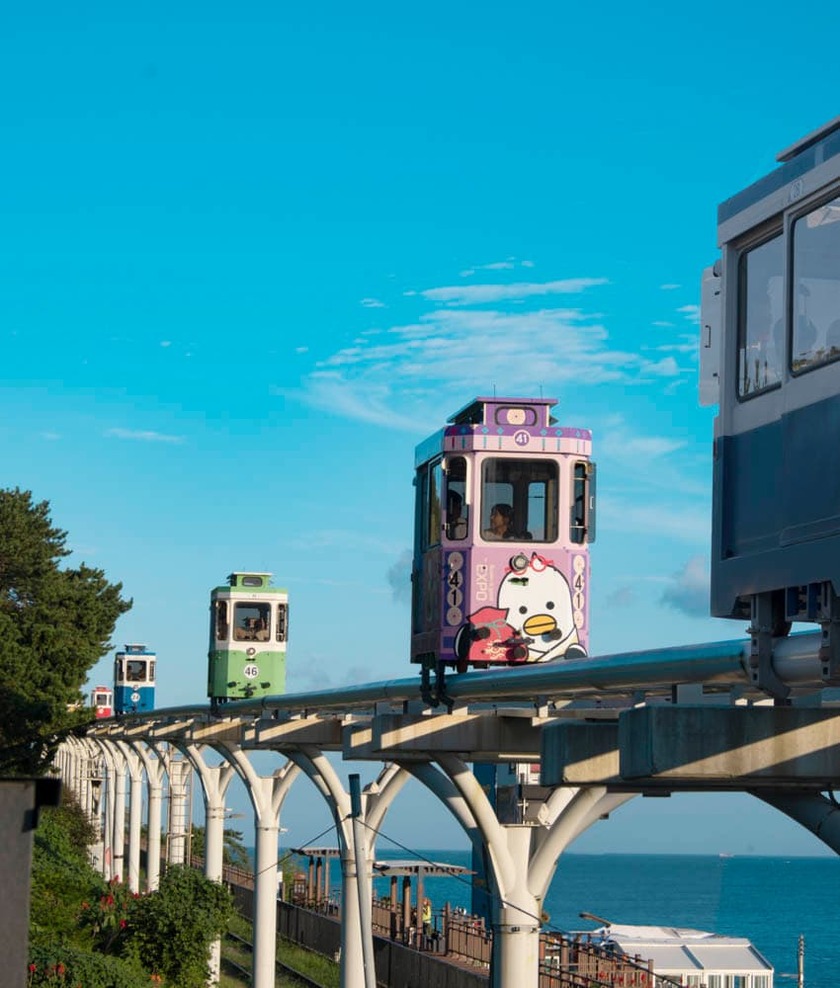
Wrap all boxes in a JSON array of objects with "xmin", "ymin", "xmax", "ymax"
[
  {"xmin": 215, "ymin": 600, "xmax": 229, "ymax": 641},
  {"xmin": 792, "ymin": 193, "xmax": 840, "ymax": 373},
  {"xmin": 480, "ymin": 458, "xmax": 558, "ymax": 542},
  {"xmin": 445, "ymin": 456, "xmax": 468, "ymax": 541},
  {"xmin": 737, "ymin": 233, "xmax": 784, "ymax": 398},
  {"xmin": 276, "ymin": 603, "xmax": 288, "ymax": 643},
  {"xmin": 233, "ymin": 601, "xmax": 271, "ymax": 641}
]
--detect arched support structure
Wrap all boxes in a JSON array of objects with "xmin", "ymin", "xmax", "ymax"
[
  {"xmin": 216, "ymin": 744, "xmax": 300, "ymax": 988},
  {"xmin": 755, "ymin": 789, "xmax": 840, "ymax": 853},
  {"xmin": 180, "ymin": 743, "xmax": 237, "ymax": 985},
  {"xmin": 286, "ymin": 749, "xmax": 408, "ymax": 988},
  {"xmin": 96, "ymin": 741, "xmax": 127, "ymax": 882},
  {"xmin": 156, "ymin": 745, "xmax": 192, "ymax": 866},
  {"xmin": 116, "ymin": 742, "xmax": 145, "ymax": 893},
  {"xmin": 413, "ymin": 753, "xmax": 635, "ymax": 988},
  {"xmin": 134, "ymin": 743, "xmax": 167, "ymax": 891}
]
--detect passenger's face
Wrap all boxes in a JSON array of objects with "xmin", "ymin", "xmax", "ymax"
[{"xmin": 491, "ymin": 509, "xmax": 508, "ymax": 533}]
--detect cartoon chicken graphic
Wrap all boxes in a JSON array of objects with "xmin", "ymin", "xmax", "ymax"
[{"xmin": 455, "ymin": 553, "xmax": 586, "ymax": 670}]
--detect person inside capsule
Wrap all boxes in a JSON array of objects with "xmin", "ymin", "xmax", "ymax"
[{"xmin": 483, "ymin": 503, "xmax": 514, "ymax": 540}]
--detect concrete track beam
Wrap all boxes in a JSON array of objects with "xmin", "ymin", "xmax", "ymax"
[
  {"xmin": 364, "ymin": 713, "xmax": 548, "ymax": 760},
  {"xmin": 543, "ymin": 707, "xmax": 840, "ymax": 789},
  {"xmin": 620, "ymin": 706, "xmax": 840, "ymax": 785},
  {"xmin": 541, "ymin": 720, "xmax": 620, "ymax": 785},
  {"xmin": 249, "ymin": 716, "xmax": 343, "ymax": 749}
]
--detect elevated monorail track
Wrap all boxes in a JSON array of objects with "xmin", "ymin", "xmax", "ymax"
[{"xmin": 100, "ymin": 630, "xmax": 831, "ymax": 730}]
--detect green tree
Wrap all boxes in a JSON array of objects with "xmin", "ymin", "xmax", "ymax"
[
  {"xmin": 122, "ymin": 865, "xmax": 233, "ymax": 988},
  {"xmin": 30, "ymin": 791, "xmax": 104, "ymax": 949},
  {"xmin": 189, "ymin": 823, "xmax": 251, "ymax": 870},
  {"xmin": 0, "ymin": 488, "xmax": 131, "ymax": 774},
  {"xmin": 29, "ymin": 793, "xmax": 152, "ymax": 987}
]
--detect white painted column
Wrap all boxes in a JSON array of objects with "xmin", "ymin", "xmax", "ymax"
[
  {"xmin": 101, "ymin": 747, "xmax": 117, "ymax": 881},
  {"xmin": 253, "ymin": 813, "xmax": 281, "ymax": 988},
  {"xmin": 490, "ymin": 826, "xmax": 541, "ymax": 988},
  {"xmin": 205, "ymin": 801, "xmax": 227, "ymax": 986},
  {"xmin": 88, "ymin": 746, "xmax": 106, "ymax": 875},
  {"xmin": 111, "ymin": 751, "xmax": 127, "ymax": 883},
  {"xmin": 167, "ymin": 757, "xmax": 191, "ymax": 866},
  {"xmin": 204, "ymin": 801, "xmax": 226, "ymax": 883},
  {"xmin": 146, "ymin": 779, "xmax": 163, "ymax": 891},
  {"xmin": 216, "ymin": 745, "xmax": 299, "ymax": 988},
  {"xmin": 338, "ymin": 848, "xmax": 366, "ymax": 988},
  {"xmin": 181, "ymin": 749, "xmax": 234, "ymax": 987},
  {"xmin": 121, "ymin": 744, "xmax": 145, "ymax": 893},
  {"xmin": 139, "ymin": 745, "xmax": 167, "ymax": 892}
]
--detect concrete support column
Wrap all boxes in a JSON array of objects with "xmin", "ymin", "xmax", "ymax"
[
  {"xmin": 167, "ymin": 758, "xmax": 191, "ymax": 866},
  {"xmin": 204, "ymin": 802, "xmax": 227, "ymax": 986},
  {"xmin": 215, "ymin": 746, "xmax": 298, "ymax": 988},
  {"xmin": 490, "ymin": 826, "xmax": 541, "ymax": 988},
  {"xmin": 253, "ymin": 819, "xmax": 280, "ymax": 988},
  {"xmin": 76, "ymin": 745, "xmax": 87, "ymax": 805},
  {"xmin": 122, "ymin": 746, "xmax": 144, "ymax": 893},
  {"xmin": 180, "ymin": 749, "xmax": 237, "ymax": 988},
  {"xmin": 101, "ymin": 750, "xmax": 116, "ymax": 881},
  {"xmin": 89, "ymin": 766, "xmax": 105, "ymax": 875},
  {"xmin": 204, "ymin": 803, "xmax": 226, "ymax": 883},
  {"xmin": 339, "ymin": 850, "xmax": 366, "ymax": 988},
  {"xmin": 146, "ymin": 782, "xmax": 163, "ymax": 891},
  {"xmin": 111, "ymin": 754, "xmax": 127, "ymax": 883}
]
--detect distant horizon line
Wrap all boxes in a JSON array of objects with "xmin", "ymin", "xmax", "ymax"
[{"xmin": 257, "ymin": 846, "xmax": 835, "ymax": 860}]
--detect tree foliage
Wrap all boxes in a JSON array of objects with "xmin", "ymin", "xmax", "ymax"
[
  {"xmin": 30, "ymin": 792, "xmax": 104, "ymax": 947},
  {"xmin": 189, "ymin": 823, "xmax": 251, "ymax": 870},
  {"xmin": 30, "ymin": 795, "xmax": 234, "ymax": 987},
  {"xmin": 0, "ymin": 488, "xmax": 131, "ymax": 773},
  {"xmin": 122, "ymin": 866, "xmax": 233, "ymax": 988}
]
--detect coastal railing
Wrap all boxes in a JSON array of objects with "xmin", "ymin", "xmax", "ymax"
[{"xmin": 183, "ymin": 852, "xmax": 658, "ymax": 987}]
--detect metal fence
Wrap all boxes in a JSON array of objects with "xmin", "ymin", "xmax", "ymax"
[{"xmin": 201, "ymin": 854, "xmax": 656, "ymax": 988}]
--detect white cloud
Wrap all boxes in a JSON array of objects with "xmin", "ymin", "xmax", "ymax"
[
  {"xmin": 297, "ymin": 275, "xmax": 699, "ymax": 432},
  {"xmin": 598, "ymin": 498, "xmax": 710, "ymax": 543},
  {"xmin": 677, "ymin": 304, "xmax": 701, "ymax": 324},
  {"xmin": 660, "ymin": 555, "xmax": 710, "ymax": 617},
  {"xmin": 40, "ymin": 431, "xmax": 61, "ymax": 441},
  {"xmin": 601, "ymin": 434, "xmax": 687, "ymax": 458},
  {"xmin": 460, "ymin": 258, "xmax": 534, "ymax": 277},
  {"xmin": 160, "ymin": 340, "xmax": 172, "ymax": 348},
  {"xmin": 660, "ymin": 283, "xmax": 681, "ymax": 291},
  {"xmin": 421, "ymin": 277, "xmax": 609, "ymax": 306},
  {"xmin": 644, "ymin": 356, "xmax": 682, "ymax": 377},
  {"xmin": 105, "ymin": 428, "xmax": 184, "ymax": 444},
  {"xmin": 606, "ymin": 585, "xmax": 637, "ymax": 608},
  {"xmin": 387, "ymin": 549, "xmax": 413, "ymax": 604},
  {"xmin": 361, "ymin": 297, "xmax": 385, "ymax": 308},
  {"xmin": 652, "ymin": 320, "xmax": 674, "ymax": 328},
  {"xmin": 650, "ymin": 337, "xmax": 697, "ymax": 354}
]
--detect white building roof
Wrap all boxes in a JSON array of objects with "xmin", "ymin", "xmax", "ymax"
[{"xmin": 593, "ymin": 924, "xmax": 773, "ymax": 977}]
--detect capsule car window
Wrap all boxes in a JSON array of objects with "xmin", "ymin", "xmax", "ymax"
[
  {"xmin": 792, "ymin": 193, "xmax": 840, "ymax": 373},
  {"xmin": 737, "ymin": 233, "xmax": 784, "ymax": 398}
]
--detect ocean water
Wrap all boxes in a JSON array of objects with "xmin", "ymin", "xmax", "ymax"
[{"xmin": 370, "ymin": 851, "xmax": 837, "ymax": 988}]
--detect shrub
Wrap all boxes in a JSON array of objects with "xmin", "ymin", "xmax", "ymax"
[
  {"xmin": 30, "ymin": 794, "xmax": 106, "ymax": 949},
  {"xmin": 27, "ymin": 944, "xmax": 151, "ymax": 988},
  {"xmin": 122, "ymin": 866, "xmax": 233, "ymax": 988}
]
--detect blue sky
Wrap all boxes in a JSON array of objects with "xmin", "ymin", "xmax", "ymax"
[{"xmin": 4, "ymin": 2, "xmax": 840, "ymax": 855}]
